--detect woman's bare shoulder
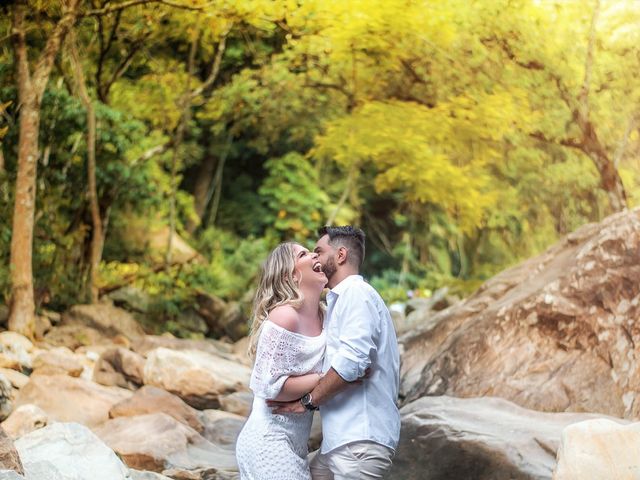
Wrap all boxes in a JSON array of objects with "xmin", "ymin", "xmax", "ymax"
[{"xmin": 268, "ymin": 305, "xmax": 300, "ymax": 332}]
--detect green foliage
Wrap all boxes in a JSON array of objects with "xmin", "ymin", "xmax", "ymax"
[
  {"xmin": 2, "ymin": 0, "xmax": 639, "ymax": 336},
  {"xmin": 258, "ymin": 153, "xmax": 329, "ymax": 240}
]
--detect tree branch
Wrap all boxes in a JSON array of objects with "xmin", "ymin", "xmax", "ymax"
[
  {"xmin": 100, "ymin": 30, "xmax": 152, "ymax": 101},
  {"xmin": 83, "ymin": 0, "xmax": 205, "ymax": 17},
  {"xmin": 480, "ymin": 36, "xmax": 545, "ymax": 71},
  {"xmin": 32, "ymin": 0, "xmax": 82, "ymax": 98},
  {"xmin": 579, "ymin": 0, "xmax": 600, "ymax": 120},
  {"xmin": 188, "ymin": 29, "xmax": 230, "ymax": 100},
  {"xmin": 11, "ymin": 1, "xmax": 32, "ymax": 99},
  {"xmin": 613, "ymin": 114, "xmax": 636, "ymax": 168},
  {"xmin": 131, "ymin": 140, "xmax": 173, "ymax": 167},
  {"xmin": 530, "ymin": 131, "xmax": 584, "ymax": 150}
]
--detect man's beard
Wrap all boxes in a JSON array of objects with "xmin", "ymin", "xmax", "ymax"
[{"xmin": 322, "ymin": 257, "xmax": 337, "ymax": 282}]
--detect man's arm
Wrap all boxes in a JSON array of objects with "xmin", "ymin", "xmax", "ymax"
[{"xmin": 307, "ymin": 368, "xmax": 350, "ymax": 404}]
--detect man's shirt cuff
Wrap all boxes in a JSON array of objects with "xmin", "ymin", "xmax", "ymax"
[{"xmin": 331, "ymin": 350, "xmax": 370, "ymax": 382}]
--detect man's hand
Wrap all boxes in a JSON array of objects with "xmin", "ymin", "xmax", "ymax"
[{"xmin": 266, "ymin": 398, "xmax": 306, "ymax": 414}]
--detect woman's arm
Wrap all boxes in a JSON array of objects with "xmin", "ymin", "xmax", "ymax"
[{"xmin": 273, "ymin": 373, "xmax": 322, "ymax": 401}]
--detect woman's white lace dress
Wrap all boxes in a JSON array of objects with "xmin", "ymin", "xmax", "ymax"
[{"xmin": 236, "ymin": 320, "xmax": 325, "ymax": 480}]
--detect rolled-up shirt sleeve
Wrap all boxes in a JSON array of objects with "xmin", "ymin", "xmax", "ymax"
[{"xmin": 330, "ymin": 290, "xmax": 378, "ymax": 382}]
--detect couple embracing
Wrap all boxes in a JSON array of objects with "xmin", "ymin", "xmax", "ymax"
[{"xmin": 235, "ymin": 226, "xmax": 400, "ymax": 479}]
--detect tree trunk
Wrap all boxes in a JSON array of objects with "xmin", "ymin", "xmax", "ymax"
[
  {"xmin": 165, "ymin": 32, "xmax": 198, "ymax": 266},
  {"xmin": 192, "ymin": 154, "xmax": 217, "ymax": 223},
  {"xmin": 69, "ymin": 31, "xmax": 103, "ymax": 303},
  {"xmin": 8, "ymin": 0, "xmax": 81, "ymax": 338},
  {"xmin": 9, "ymin": 92, "xmax": 39, "ymax": 339},
  {"xmin": 582, "ymin": 129, "xmax": 628, "ymax": 212}
]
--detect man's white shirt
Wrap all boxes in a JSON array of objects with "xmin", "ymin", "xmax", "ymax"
[{"xmin": 320, "ymin": 274, "xmax": 401, "ymax": 454}]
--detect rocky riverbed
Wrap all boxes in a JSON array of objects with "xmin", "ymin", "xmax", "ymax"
[{"xmin": 0, "ymin": 208, "xmax": 639, "ymax": 479}]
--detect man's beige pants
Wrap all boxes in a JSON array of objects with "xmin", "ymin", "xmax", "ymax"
[{"xmin": 309, "ymin": 441, "xmax": 394, "ymax": 479}]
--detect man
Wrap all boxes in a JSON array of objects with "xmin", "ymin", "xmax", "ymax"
[{"xmin": 269, "ymin": 226, "xmax": 401, "ymax": 479}]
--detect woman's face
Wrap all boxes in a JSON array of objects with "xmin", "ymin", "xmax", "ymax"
[{"xmin": 292, "ymin": 244, "xmax": 327, "ymax": 288}]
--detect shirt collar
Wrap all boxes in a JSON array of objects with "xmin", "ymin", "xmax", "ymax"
[{"xmin": 328, "ymin": 274, "xmax": 363, "ymax": 297}]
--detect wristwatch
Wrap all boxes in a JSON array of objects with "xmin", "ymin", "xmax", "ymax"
[{"xmin": 300, "ymin": 393, "xmax": 319, "ymax": 411}]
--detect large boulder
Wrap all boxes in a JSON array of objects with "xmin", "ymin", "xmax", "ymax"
[
  {"xmin": 195, "ymin": 293, "xmax": 248, "ymax": 341},
  {"xmin": 130, "ymin": 471, "xmax": 173, "ymax": 480},
  {"xmin": 94, "ymin": 413, "xmax": 237, "ymax": 473},
  {"xmin": 15, "ymin": 374, "xmax": 131, "ymax": 428},
  {"xmin": 231, "ymin": 337, "xmax": 251, "ymax": 367},
  {"xmin": 145, "ymin": 226, "xmax": 205, "ymax": 266},
  {"xmin": 393, "ymin": 288, "xmax": 459, "ymax": 335},
  {"xmin": 108, "ymin": 286, "xmax": 152, "ymax": 314},
  {"xmin": 0, "ymin": 371, "xmax": 27, "ymax": 391},
  {"xmin": 0, "ymin": 376, "xmax": 12, "ymax": 422},
  {"xmin": 93, "ymin": 347, "xmax": 145, "ymax": 389},
  {"xmin": 0, "ymin": 333, "xmax": 33, "ymax": 372},
  {"xmin": 553, "ymin": 418, "xmax": 640, "ymax": 479},
  {"xmin": 199, "ymin": 410, "xmax": 245, "ymax": 450},
  {"xmin": 0, "ymin": 427, "xmax": 23, "ymax": 475},
  {"xmin": 401, "ymin": 208, "xmax": 640, "ymax": 418},
  {"xmin": 109, "ymin": 385, "xmax": 204, "ymax": 433},
  {"xmin": 31, "ymin": 347, "xmax": 84, "ymax": 377},
  {"xmin": 15, "ymin": 422, "xmax": 130, "ymax": 480},
  {"xmin": 0, "ymin": 470, "xmax": 24, "ymax": 479},
  {"xmin": 1, "ymin": 405, "xmax": 48, "ymax": 440},
  {"xmin": 143, "ymin": 348, "xmax": 250, "ymax": 409},
  {"xmin": 389, "ymin": 395, "xmax": 618, "ymax": 480},
  {"xmin": 132, "ymin": 335, "xmax": 234, "ymax": 360},
  {"xmin": 162, "ymin": 467, "xmax": 239, "ymax": 479},
  {"xmin": 61, "ymin": 304, "xmax": 146, "ymax": 341},
  {"xmin": 218, "ymin": 391, "xmax": 252, "ymax": 418},
  {"xmin": 43, "ymin": 324, "xmax": 105, "ymax": 350}
]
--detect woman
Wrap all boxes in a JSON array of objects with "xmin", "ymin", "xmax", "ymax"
[{"xmin": 235, "ymin": 242, "xmax": 327, "ymax": 480}]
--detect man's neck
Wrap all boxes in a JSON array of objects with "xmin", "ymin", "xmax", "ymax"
[{"xmin": 327, "ymin": 268, "xmax": 359, "ymax": 289}]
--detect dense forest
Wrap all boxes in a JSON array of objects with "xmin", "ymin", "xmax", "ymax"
[{"xmin": 1, "ymin": 0, "xmax": 639, "ymax": 339}]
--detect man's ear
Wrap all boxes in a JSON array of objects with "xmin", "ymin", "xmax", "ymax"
[{"xmin": 336, "ymin": 246, "xmax": 348, "ymax": 265}]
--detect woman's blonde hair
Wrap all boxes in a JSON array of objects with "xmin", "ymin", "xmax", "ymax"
[{"xmin": 248, "ymin": 242, "xmax": 303, "ymax": 358}]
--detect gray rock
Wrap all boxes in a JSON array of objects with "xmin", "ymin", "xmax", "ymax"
[
  {"xmin": 1, "ymin": 405, "xmax": 48, "ymax": 440},
  {"xmin": 142, "ymin": 348, "xmax": 250, "ymax": 410},
  {"xmin": 93, "ymin": 347, "xmax": 145, "ymax": 390},
  {"xmin": 0, "ymin": 376, "xmax": 13, "ymax": 422},
  {"xmin": 15, "ymin": 422, "xmax": 131, "ymax": 480},
  {"xmin": 194, "ymin": 294, "xmax": 247, "ymax": 341},
  {"xmin": 110, "ymin": 385, "xmax": 204, "ymax": 433},
  {"xmin": 0, "ymin": 333, "xmax": 33, "ymax": 371},
  {"xmin": 62, "ymin": 304, "xmax": 146, "ymax": 341},
  {"xmin": 389, "ymin": 395, "xmax": 621, "ymax": 480},
  {"xmin": 31, "ymin": 348, "xmax": 83, "ymax": 377},
  {"xmin": 15, "ymin": 374, "xmax": 131, "ymax": 428},
  {"xmin": 217, "ymin": 391, "xmax": 252, "ymax": 417},
  {"xmin": 129, "ymin": 470, "xmax": 173, "ymax": 480},
  {"xmin": 553, "ymin": 418, "xmax": 640, "ymax": 479},
  {"xmin": 162, "ymin": 467, "xmax": 238, "ymax": 480},
  {"xmin": 0, "ymin": 426, "xmax": 23, "ymax": 474},
  {"xmin": 94, "ymin": 413, "xmax": 237, "ymax": 473},
  {"xmin": 132, "ymin": 336, "xmax": 234, "ymax": 359},
  {"xmin": 0, "ymin": 470, "xmax": 25, "ymax": 480},
  {"xmin": 43, "ymin": 325, "xmax": 105, "ymax": 350},
  {"xmin": 108, "ymin": 287, "xmax": 152, "ymax": 314},
  {"xmin": 200, "ymin": 410, "xmax": 244, "ymax": 450}
]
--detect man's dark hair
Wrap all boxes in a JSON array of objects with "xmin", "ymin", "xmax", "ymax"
[{"xmin": 317, "ymin": 225, "xmax": 366, "ymax": 266}]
